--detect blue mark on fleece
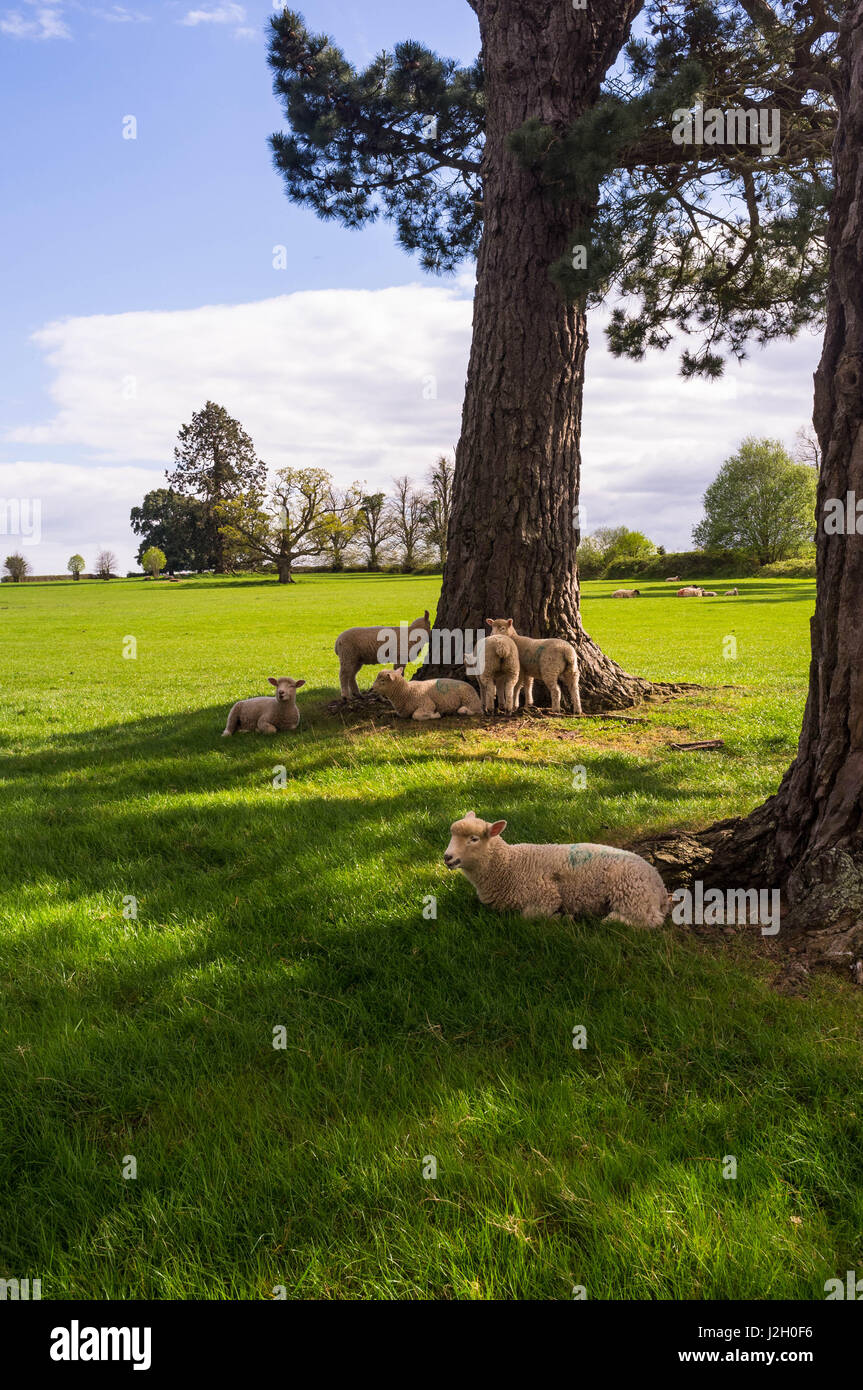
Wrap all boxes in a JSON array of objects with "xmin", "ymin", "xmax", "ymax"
[{"xmin": 568, "ymin": 843, "xmax": 630, "ymax": 868}]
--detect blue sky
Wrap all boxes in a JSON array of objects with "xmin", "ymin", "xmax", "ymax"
[{"xmin": 1, "ymin": 1, "xmax": 820, "ymax": 571}]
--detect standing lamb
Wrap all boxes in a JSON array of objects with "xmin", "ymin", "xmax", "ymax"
[
  {"xmin": 444, "ymin": 814, "xmax": 669, "ymax": 928},
  {"xmin": 222, "ymin": 677, "xmax": 306, "ymax": 736},
  {"xmin": 486, "ymin": 618, "xmax": 581, "ymax": 715},
  {"xmin": 467, "ymin": 630, "xmax": 520, "ymax": 714},
  {"xmin": 612, "ymin": 588, "xmax": 641, "ymax": 598},
  {"xmin": 335, "ymin": 610, "xmax": 430, "ymax": 698},
  {"xmin": 370, "ymin": 667, "xmax": 482, "ymax": 719}
]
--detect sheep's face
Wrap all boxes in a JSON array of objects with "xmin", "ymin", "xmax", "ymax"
[
  {"xmin": 370, "ymin": 667, "xmax": 406, "ymax": 698},
  {"xmin": 268, "ymin": 676, "xmax": 306, "ymax": 702},
  {"xmin": 486, "ymin": 618, "xmax": 515, "ymax": 638},
  {"xmin": 444, "ymin": 814, "xmax": 507, "ymax": 871}
]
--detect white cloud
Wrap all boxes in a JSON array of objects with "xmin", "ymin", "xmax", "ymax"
[
  {"xmin": 179, "ymin": 3, "xmax": 245, "ymax": 25},
  {"xmin": 0, "ymin": 4, "xmax": 70, "ymax": 39},
  {"xmin": 4, "ymin": 279, "xmax": 822, "ymax": 571},
  {"xmin": 92, "ymin": 5, "xmax": 151, "ymax": 22}
]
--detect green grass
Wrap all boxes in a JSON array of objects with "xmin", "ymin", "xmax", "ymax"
[{"xmin": 1, "ymin": 571, "xmax": 861, "ymax": 1300}]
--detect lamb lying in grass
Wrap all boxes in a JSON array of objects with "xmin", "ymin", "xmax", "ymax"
[
  {"xmin": 677, "ymin": 586, "xmax": 703, "ymax": 597},
  {"xmin": 222, "ymin": 677, "xmax": 305, "ymax": 736},
  {"xmin": 612, "ymin": 588, "xmax": 641, "ymax": 598},
  {"xmin": 444, "ymin": 814, "xmax": 669, "ymax": 928},
  {"xmin": 467, "ymin": 630, "xmax": 520, "ymax": 714},
  {"xmin": 370, "ymin": 667, "xmax": 482, "ymax": 719},
  {"xmin": 335, "ymin": 610, "xmax": 430, "ymax": 698},
  {"xmin": 725, "ymin": 587, "xmax": 739, "ymax": 596},
  {"xmin": 486, "ymin": 618, "xmax": 581, "ymax": 715}
]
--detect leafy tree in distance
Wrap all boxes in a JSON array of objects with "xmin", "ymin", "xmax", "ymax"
[
  {"xmin": 388, "ymin": 476, "xmax": 428, "ymax": 572},
  {"xmin": 693, "ymin": 438, "xmax": 817, "ymax": 564},
  {"xmin": 141, "ymin": 546, "xmax": 167, "ymax": 579},
  {"xmin": 216, "ymin": 467, "xmax": 331, "ymax": 583},
  {"xmin": 131, "ymin": 489, "xmax": 212, "ymax": 573},
  {"xmin": 166, "ymin": 402, "xmax": 267, "ymax": 575},
  {"xmin": 355, "ymin": 493, "xmax": 394, "ymax": 571},
  {"xmin": 577, "ymin": 526, "xmax": 657, "ymax": 577},
  {"xmin": 4, "ymin": 553, "xmax": 30, "ymax": 582},
  {"xmin": 320, "ymin": 482, "xmax": 364, "ymax": 571},
  {"xmin": 266, "ymin": 3, "xmax": 836, "ymax": 707},
  {"xmin": 67, "ymin": 554, "xmax": 85, "ymax": 581}
]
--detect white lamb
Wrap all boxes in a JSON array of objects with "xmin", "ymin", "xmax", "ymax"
[
  {"xmin": 612, "ymin": 588, "xmax": 641, "ymax": 598},
  {"xmin": 466, "ymin": 630, "xmax": 520, "ymax": 713},
  {"xmin": 486, "ymin": 618, "xmax": 581, "ymax": 715},
  {"xmin": 444, "ymin": 814, "xmax": 668, "ymax": 928},
  {"xmin": 222, "ymin": 676, "xmax": 305, "ymax": 736},
  {"xmin": 370, "ymin": 667, "xmax": 482, "ymax": 719},
  {"xmin": 335, "ymin": 610, "xmax": 430, "ymax": 698},
  {"xmin": 725, "ymin": 587, "xmax": 739, "ymax": 596},
  {"xmin": 677, "ymin": 586, "xmax": 703, "ymax": 597}
]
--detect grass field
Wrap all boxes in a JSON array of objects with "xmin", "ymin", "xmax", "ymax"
[{"xmin": 2, "ymin": 572, "xmax": 862, "ymax": 1300}]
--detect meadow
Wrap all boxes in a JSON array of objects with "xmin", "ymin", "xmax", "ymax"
[{"xmin": 1, "ymin": 572, "xmax": 861, "ymax": 1300}]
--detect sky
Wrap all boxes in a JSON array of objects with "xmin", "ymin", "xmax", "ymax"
[{"xmin": 0, "ymin": 0, "xmax": 822, "ymax": 573}]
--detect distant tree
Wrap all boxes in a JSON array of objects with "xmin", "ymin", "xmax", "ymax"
[
  {"xmin": 389, "ymin": 476, "xmax": 428, "ymax": 572},
  {"xmin": 4, "ymin": 553, "xmax": 30, "ymax": 582},
  {"xmin": 423, "ymin": 455, "xmax": 454, "ymax": 567},
  {"xmin": 216, "ymin": 467, "xmax": 330, "ymax": 583},
  {"xmin": 355, "ymin": 492, "xmax": 394, "ymax": 571},
  {"xmin": 693, "ymin": 438, "xmax": 817, "ymax": 565},
  {"xmin": 578, "ymin": 526, "xmax": 656, "ymax": 576},
  {"xmin": 319, "ymin": 483, "xmax": 364, "ymax": 571},
  {"xmin": 141, "ymin": 546, "xmax": 167, "ymax": 578},
  {"xmin": 130, "ymin": 488, "xmax": 212, "ymax": 573},
  {"xmin": 67, "ymin": 554, "xmax": 85, "ymax": 581},
  {"xmin": 794, "ymin": 424, "xmax": 822, "ymax": 473},
  {"xmin": 95, "ymin": 550, "xmax": 117, "ymax": 580},
  {"xmin": 166, "ymin": 402, "xmax": 267, "ymax": 574}
]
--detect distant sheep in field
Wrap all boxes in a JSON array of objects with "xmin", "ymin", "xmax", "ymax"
[
  {"xmin": 467, "ymin": 630, "xmax": 520, "ymax": 714},
  {"xmin": 335, "ymin": 610, "xmax": 430, "ymax": 698},
  {"xmin": 611, "ymin": 588, "xmax": 641, "ymax": 598},
  {"xmin": 370, "ymin": 667, "xmax": 482, "ymax": 720},
  {"xmin": 222, "ymin": 677, "xmax": 305, "ymax": 736},
  {"xmin": 677, "ymin": 586, "xmax": 704, "ymax": 597},
  {"xmin": 486, "ymin": 618, "xmax": 581, "ymax": 715},
  {"xmin": 665, "ymin": 575, "xmax": 681, "ymax": 582},
  {"xmin": 444, "ymin": 814, "xmax": 669, "ymax": 928},
  {"xmin": 701, "ymin": 590, "xmax": 718, "ymax": 597},
  {"xmin": 725, "ymin": 587, "xmax": 739, "ymax": 596}
]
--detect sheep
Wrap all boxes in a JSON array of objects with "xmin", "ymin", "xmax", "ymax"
[
  {"xmin": 677, "ymin": 586, "xmax": 704, "ymax": 597},
  {"xmin": 222, "ymin": 677, "xmax": 306, "ymax": 736},
  {"xmin": 486, "ymin": 618, "xmax": 581, "ymax": 715},
  {"xmin": 701, "ymin": 590, "xmax": 718, "ymax": 597},
  {"xmin": 369, "ymin": 667, "xmax": 482, "ymax": 719},
  {"xmin": 444, "ymin": 814, "xmax": 669, "ymax": 928},
  {"xmin": 466, "ymin": 630, "xmax": 520, "ymax": 714},
  {"xmin": 611, "ymin": 588, "xmax": 641, "ymax": 598},
  {"xmin": 335, "ymin": 610, "xmax": 431, "ymax": 699},
  {"xmin": 665, "ymin": 575, "xmax": 681, "ymax": 582},
  {"xmin": 725, "ymin": 587, "xmax": 739, "ymax": 596}
]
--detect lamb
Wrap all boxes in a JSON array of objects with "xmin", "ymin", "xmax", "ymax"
[
  {"xmin": 335, "ymin": 610, "xmax": 430, "ymax": 698},
  {"xmin": 466, "ymin": 629, "xmax": 520, "ymax": 714},
  {"xmin": 222, "ymin": 676, "xmax": 305, "ymax": 736},
  {"xmin": 700, "ymin": 590, "xmax": 718, "ymax": 597},
  {"xmin": 444, "ymin": 814, "xmax": 669, "ymax": 928},
  {"xmin": 725, "ymin": 587, "xmax": 739, "ymax": 596},
  {"xmin": 612, "ymin": 588, "xmax": 641, "ymax": 598},
  {"xmin": 369, "ymin": 667, "xmax": 482, "ymax": 719},
  {"xmin": 486, "ymin": 618, "xmax": 581, "ymax": 715},
  {"xmin": 665, "ymin": 575, "xmax": 681, "ymax": 582},
  {"xmin": 677, "ymin": 586, "xmax": 704, "ymax": 597}
]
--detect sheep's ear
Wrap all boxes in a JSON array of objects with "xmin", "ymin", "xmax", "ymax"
[
  {"xmin": 294, "ymin": 679, "xmax": 306, "ymax": 689},
  {"xmin": 488, "ymin": 820, "xmax": 507, "ymax": 837},
  {"xmin": 268, "ymin": 677, "xmax": 278, "ymax": 687},
  {"xmin": 506, "ymin": 618, "xmax": 514, "ymax": 627},
  {"xmin": 424, "ymin": 610, "xmax": 429, "ymax": 620},
  {"xmin": 464, "ymin": 810, "xmax": 475, "ymax": 819},
  {"xmin": 485, "ymin": 618, "xmax": 492, "ymax": 627}
]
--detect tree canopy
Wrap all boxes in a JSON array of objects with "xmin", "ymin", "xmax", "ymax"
[{"xmin": 692, "ymin": 435, "xmax": 817, "ymax": 562}]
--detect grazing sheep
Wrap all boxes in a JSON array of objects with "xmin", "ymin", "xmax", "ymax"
[
  {"xmin": 486, "ymin": 618, "xmax": 581, "ymax": 715},
  {"xmin": 370, "ymin": 667, "xmax": 482, "ymax": 719},
  {"xmin": 612, "ymin": 588, "xmax": 641, "ymax": 598},
  {"xmin": 677, "ymin": 586, "xmax": 704, "ymax": 597},
  {"xmin": 335, "ymin": 610, "xmax": 430, "ymax": 698},
  {"xmin": 444, "ymin": 814, "xmax": 669, "ymax": 928},
  {"xmin": 725, "ymin": 587, "xmax": 739, "ymax": 596},
  {"xmin": 222, "ymin": 677, "xmax": 306, "ymax": 736},
  {"xmin": 467, "ymin": 631, "xmax": 520, "ymax": 714}
]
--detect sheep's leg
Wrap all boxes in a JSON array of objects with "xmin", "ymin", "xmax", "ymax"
[
  {"xmin": 520, "ymin": 677, "xmax": 534, "ymax": 708},
  {"xmin": 339, "ymin": 656, "xmax": 361, "ymax": 699},
  {"xmin": 480, "ymin": 677, "xmax": 495, "ymax": 714},
  {"xmin": 548, "ymin": 678, "xmax": 562, "ymax": 714},
  {"xmin": 566, "ymin": 664, "xmax": 582, "ymax": 716},
  {"xmin": 500, "ymin": 675, "xmax": 517, "ymax": 714},
  {"xmin": 411, "ymin": 703, "xmax": 440, "ymax": 720},
  {"xmin": 257, "ymin": 718, "xmax": 278, "ymax": 734},
  {"xmin": 222, "ymin": 704, "xmax": 240, "ymax": 737}
]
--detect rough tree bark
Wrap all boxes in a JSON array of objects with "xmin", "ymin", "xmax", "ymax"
[
  {"xmin": 700, "ymin": 0, "xmax": 863, "ymax": 971},
  {"xmin": 427, "ymin": 0, "xmax": 650, "ymax": 711}
]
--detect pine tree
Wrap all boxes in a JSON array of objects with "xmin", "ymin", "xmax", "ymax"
[{"xmin": 166, "ymin": 402, "xmax": 267, "ymax": 575}]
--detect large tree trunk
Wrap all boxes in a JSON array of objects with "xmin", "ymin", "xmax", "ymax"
[
  {"xmin": 429, "ymin": 0, "xmax": 649, "ymax": 710},
  {"xmin": 703, "ymin": 1, "xmax": 863, "ymax": 970}
]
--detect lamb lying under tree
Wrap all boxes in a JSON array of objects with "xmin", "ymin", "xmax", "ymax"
[
  {"xmin": 370, "ymin": 667, "xmax": 481, "ymax": 719},
  {"xmin": 444, "ymin": 814, "xmax": 668, "ymax": 928}
]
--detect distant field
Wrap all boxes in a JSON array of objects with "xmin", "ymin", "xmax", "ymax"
[{"xmin": 2, "ymin": 572, "xmax": 861, "ymax": 1300}]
